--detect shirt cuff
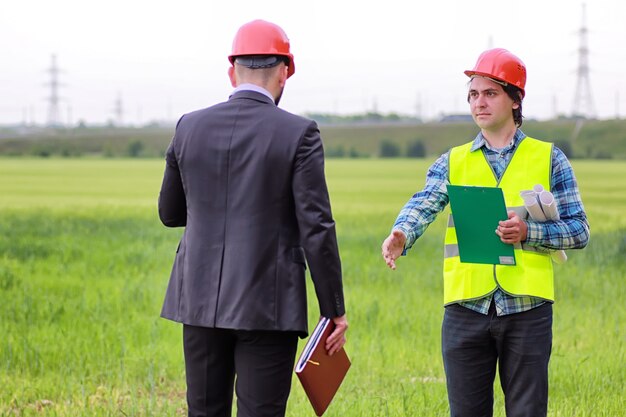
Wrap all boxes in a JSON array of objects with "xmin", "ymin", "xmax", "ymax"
[{"xmin": 524, "ymin": 221, "xmax": 545, "ymax": 246}]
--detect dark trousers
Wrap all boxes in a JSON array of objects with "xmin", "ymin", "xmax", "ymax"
[
  {"xmin": 183, "ymin": 325, "xmax": 299, "ymax": 417},
  {"xmin": 442, "ymin": 302, "xmax": 552, "ymax": 417}
]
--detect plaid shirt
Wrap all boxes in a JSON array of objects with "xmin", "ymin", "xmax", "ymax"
[{"xmin": 393, "ymin": 129, "xmax": 590, "ymax": 315}]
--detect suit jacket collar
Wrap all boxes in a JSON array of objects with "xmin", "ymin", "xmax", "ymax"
[{"xmin": 229, "ymin": 90, "xmax": 276, "ymax": 106}]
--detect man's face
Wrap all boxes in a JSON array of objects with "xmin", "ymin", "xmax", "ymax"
[{"xmin": 468, "ymin": 77, "xmax": 519, "ymax": 132}]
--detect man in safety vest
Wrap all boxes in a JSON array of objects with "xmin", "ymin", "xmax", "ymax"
[{"xmin": 381, "ymin": 48, "xmax": 589, "ymax": 416}]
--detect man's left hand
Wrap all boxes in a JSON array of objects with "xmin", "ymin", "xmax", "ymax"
[
  {"xmin": 326, "ymin": 315, "xmax": 348, "ymax": 356},
  {"xmin": 496, "ymin": 210, "xmax": 527, "ymax": 244}
]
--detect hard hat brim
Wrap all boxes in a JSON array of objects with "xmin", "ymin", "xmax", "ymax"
[{"xmin": 229, "ymin": 53, "xmax": 295, "ymax": 78}]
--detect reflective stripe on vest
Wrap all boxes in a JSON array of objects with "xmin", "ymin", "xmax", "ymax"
[{"xmin": 443, "ymin": 137, "xmax": 555, "ymax": 305}]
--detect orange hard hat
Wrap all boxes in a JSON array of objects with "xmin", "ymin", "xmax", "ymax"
[
  {"xmin": 464, "ymin": 48, "xmax": 526, "ymax": 97},
  {"xmin": 228, "ymin": 19, "xmax": 295, "ymax": 78}
]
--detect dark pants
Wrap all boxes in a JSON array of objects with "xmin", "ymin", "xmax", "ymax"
[
  {"xmin": 183, "ymin": 325, "xmax": 299, "ymax": 417},
  {"xmin": 442, "ymin": 302, "xmax": 552, "ymax": 417}
]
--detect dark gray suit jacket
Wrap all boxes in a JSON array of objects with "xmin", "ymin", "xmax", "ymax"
[{"xmin": 158, "ymin": 90, "xmax": 345, "ymax": 336}]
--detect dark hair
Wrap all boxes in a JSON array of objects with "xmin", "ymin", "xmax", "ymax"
[{"xmin": 503, "ymin": 84, "xmax": 524, "ymax": 127}]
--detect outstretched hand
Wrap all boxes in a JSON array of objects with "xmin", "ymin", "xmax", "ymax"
[
  {"xmin": 326, "ymin": 315, "xmax": 348, "ymax": 356},
  {"xmin": 381, "ymin": 230, "xmax": 407, "ymax": 270}
]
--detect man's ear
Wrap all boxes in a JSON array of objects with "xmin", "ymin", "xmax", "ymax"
[
  {"xmin": 228, "ymin": 66, "xmax": 237, "ymax": 87},
  {"xmin": 278, "ymin": 65, "xmax": 289, "ymax": 87},
  {"xmin": 513, "ymin": 91, "xmax": 523, "ymax": 109}
]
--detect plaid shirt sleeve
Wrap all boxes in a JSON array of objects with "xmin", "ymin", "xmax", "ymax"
[
  {"xmin": 525, "ymin": 146, "xmax": 590, "ymax": 250},
  {"xmin": 392, "ymin": 152, "xmax": 450, "ymax": 251}
]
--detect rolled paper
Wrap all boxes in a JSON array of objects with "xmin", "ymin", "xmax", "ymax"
[
  {"xmin": 539, "ymin": 190, "xmax": 560, "ymax": 220},
  {"xmin": 538, "ymin": 190, "xmax": 553, "ymax": 204},
  {"xmin": 523, "ymin": 194, "xmax": 547, "ymax": 221},
  {"xmin": 519, "ymin": 187, "xmax": 568, "ymax": 264},
  {"xmin": 538, "ymin": 190, "xmax": 567, "ymax": 263},
  {"xmin": 551, "ymin": 249, "xmax": 568, "ymax": 264},
  {"xmin": 520, "ymin": 189, "xmax": 538, "ymax": 199}
]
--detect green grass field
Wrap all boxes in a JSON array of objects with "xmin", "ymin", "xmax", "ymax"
[{"xmin": 0, "ymin": 158, "xmax": 624, "ymax": 416}]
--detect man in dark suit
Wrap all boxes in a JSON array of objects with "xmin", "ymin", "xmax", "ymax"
[{"xmin": 158, "ymin": 19, "xmax": 348, "ymax": 417}]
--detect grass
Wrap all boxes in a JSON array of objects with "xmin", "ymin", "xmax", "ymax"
[{"xmin": 0, "ymin": 158, "xmax": 624, "ymax": 416}]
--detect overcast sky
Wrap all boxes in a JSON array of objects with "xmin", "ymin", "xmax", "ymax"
[{"xmin": 1, "ymin": 0, "xmax": 625, "ymax": 126}]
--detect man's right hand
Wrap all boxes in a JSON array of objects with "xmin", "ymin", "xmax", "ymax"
[{"xmin": 381, "ymin": 230, "xmax": 407, "ymax": 270}]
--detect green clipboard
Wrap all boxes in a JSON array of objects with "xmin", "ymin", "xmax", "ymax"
[{"xmin": 447, "ymin": 185, "xmax": 516, "ymax": 265}]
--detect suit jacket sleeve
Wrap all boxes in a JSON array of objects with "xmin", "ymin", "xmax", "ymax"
[
  {"xmin": 158, "ymin": 128, "xmax": 187, "ymax": 227},
  {"xmin": 292, "ymin": 121, "xmax": 345, "ymax": 318}
]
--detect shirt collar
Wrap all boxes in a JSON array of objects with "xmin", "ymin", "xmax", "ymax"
[
  {"xmin": 231, "ymin": 83, "xmax": 274, "ymax": 102},
  {"xmin": 470, "ymin": 129, "xmax": 527, "ymax": 152}
]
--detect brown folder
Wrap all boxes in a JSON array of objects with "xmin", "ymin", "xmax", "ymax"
[{"xmin": 295, "ymin": 317, "xmax": 351, "ymax": 416}]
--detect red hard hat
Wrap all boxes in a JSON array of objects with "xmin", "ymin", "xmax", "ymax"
[
  {"xmin": 464, "ymin": 48, "xmax": 526, "ymax": 97},
  {"xmin": 228, "ymin": 19, "xmax": 295, "ymax": 78}
]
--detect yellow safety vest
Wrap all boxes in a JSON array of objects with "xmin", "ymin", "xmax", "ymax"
[{"xmin": 443, "ymin": 137, "xmax": 554, "ymax": 305}]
